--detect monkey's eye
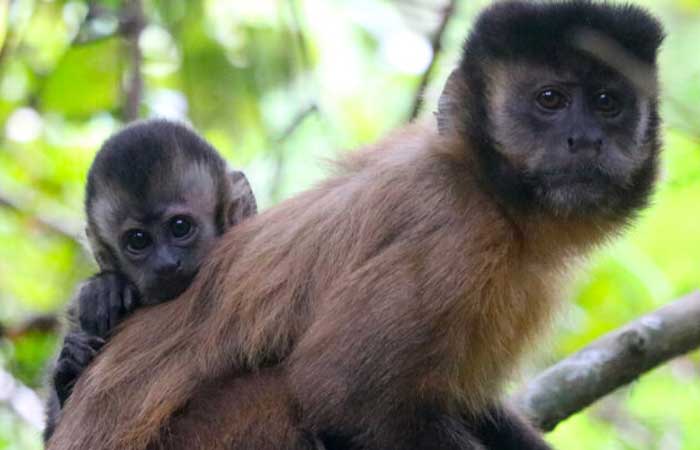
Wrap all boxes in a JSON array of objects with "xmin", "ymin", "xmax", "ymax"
[
  {"xmin": 124, "ymin": 229, "xmax": 152, "ymax": 252},
  {"xmin": 535, "ymin": 88, "xmax": 568, "ymax": 111},
  {"xmin": 169, "ymin": 216, "xmax": 194, "ymax": 239},
  {"xmin": 594, "ymin": 91, "xmax": 621, "ymax": 116}
]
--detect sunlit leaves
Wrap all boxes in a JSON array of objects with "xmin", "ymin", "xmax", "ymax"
[{"xmin": 40, "ymin": 39, "xmax": 121, "ymax": 118}]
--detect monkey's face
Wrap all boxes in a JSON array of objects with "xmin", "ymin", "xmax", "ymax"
[
  {"xmin": 114, "ymin": 201, "xmax": 219, "ymax": 303},
  {"xmin": 487, "ymin": 61, "xmax": 658, "ymax": 216},
  {"xmin": 85, "ymin": 120, "xmax": 258, "ymax": 303},
  {"xmin": 92, "ymin": 184, "xmax": 221, "ymax": 304}
]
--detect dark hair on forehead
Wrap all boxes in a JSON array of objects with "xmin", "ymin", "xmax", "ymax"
[
  {"xmin": 461, "ymin": 0, "xmax": 664, "ymax": 68},
  {"xmin": 85, "ymin": 119, "xmax": 227, "ymax": 211}
]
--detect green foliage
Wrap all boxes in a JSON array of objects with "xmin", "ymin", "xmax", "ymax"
[
  {"xmin": 3, "ymin": 333, "xmax": 59, "ymax": 388},
  {"xmin": 0, "ymin": 0, "xmax": 698, "ymax": 448},
  {"xmin": 41, "ymin": 40, "xmax": 122, "ymax": 118}
]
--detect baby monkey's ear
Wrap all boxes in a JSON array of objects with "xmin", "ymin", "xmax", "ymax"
[{"xmin": 226, "ymin": 169, "xmax": 258, "ymax": 228}]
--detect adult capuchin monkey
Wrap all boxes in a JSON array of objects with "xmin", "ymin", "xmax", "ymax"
[
  {"xmin": 48, "ymin": 2, "xmax": 664, "ymax": 449},
  {"xmin": 43, "ymin": 119, "xmax": 257, "ymax": 441}
]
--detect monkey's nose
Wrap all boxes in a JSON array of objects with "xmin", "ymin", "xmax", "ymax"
[
  {"xmin": 567, "ymin": 135, "xmax": 603, "ymax": 156},
  {"xmin": 155, "ymin": 259, "xmax": 182, "ymax": 276}
]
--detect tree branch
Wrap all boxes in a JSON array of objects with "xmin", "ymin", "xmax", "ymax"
[
  {"xmin": 286, "ymin": 0, "xmax": 313, "ymax": 75},
  {"xmin": 268, "ymin": 0, "xmax": 322, "ymax": 202},
  {"xmin": 0, "ymin": 190, "xmax": 83, "ymax": 245},
  {"xmin": 269, "ymin": 103, "xmax": 318, "ymax": 201},
  {"xmin": 516, "ymin": 290, "xmax": 700, "ymax": 431},
  {"xmin": 120, "ymin": 0, "xmax": 146, "ymax": 122},
  {"xmin": 0, "ymin": 314, "xmax": 61, "ymax": 341},
  {"xmin": 408, "ymin": 0, "xmax": 457, "ymax": 121}
]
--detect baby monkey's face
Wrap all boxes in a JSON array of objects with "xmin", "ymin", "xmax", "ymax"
[
  {"xmin": 91, "ymin": 179, "xmax": 221, "ymax": 304},
  {"xmin": 116, "ymin": 198, "xmax": 219, "ymax": 303},
  {"xmin": 487, "ymin": 59, "xmax": 657, "ymax": 217}
]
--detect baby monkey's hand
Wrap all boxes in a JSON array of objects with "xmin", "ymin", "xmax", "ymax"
[
  {"xmin": 78, "ymin": 272, "xmax": 140, "ymax": 339},
  {"xmin": 53, "ymin": 332, "xmax": 104, "ymax": 406}
]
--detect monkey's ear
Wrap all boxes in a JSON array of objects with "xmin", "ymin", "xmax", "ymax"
[
  {"xmin": 85, "ymin": 226, "xmax": 117, "ymax": 271},
  {"xmin": 436, "ymin": 68, "xmax": 469, "ymax": 137},
  {"xmin": 225, "ymin": 170, "xmax": 258, "ymax": 228}
]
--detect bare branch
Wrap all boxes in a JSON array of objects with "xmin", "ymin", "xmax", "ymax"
[
  {"xmin": 516, "ymin": 290, "xmax": 700, "ymax": 431},
  {"xmin": 0, "ymin": 190, "xmax": 83, "ymax": 245},
  {"xmin": 121, "ymin": 0, "xmax": 146, "ymax": 122},
  {"xmin": 269, "ymin": 104, "xmax": 318, "ymax": 201},
  {"xmin": 268, "ymin": 0, "xmax": 323, "ymax": 202},
  {"xmin": 0, "ymin": 314, "xmax": 61, "ymax": 341},
  {"xmin": 286, "ymin": 0, "xmax": 313, "ymax": 74},
  {"xmin": 277, "ymin": 104, "xmax": 318, "ymax": 143},
  {"xmin": 409, "ymin": 0, "xmax": 457, "ymax": 121}
]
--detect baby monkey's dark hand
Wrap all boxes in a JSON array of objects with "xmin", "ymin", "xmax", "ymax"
[
  {"xmin": 53, "ymin": 332, "xmax": 104, "ymax": 406},
  {"xmin": 78, "ymin": 272, "xmax": 140, "ymax": 339}
]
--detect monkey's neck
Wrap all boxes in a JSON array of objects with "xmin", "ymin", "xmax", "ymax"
[
  {"xmin": 434, "ymin": 139, "xmax": 626, "ymax": 413},
  {"xmin": 439, "ymin": 217, "xmax": 606, "ymax": 414}
]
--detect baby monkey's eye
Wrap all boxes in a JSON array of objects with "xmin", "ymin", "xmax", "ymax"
[
  {"xmin": 124, "ymin": 229, "xmax": 152, "ymax": 252},
  {"xmin": 594, "ymin": 91, "xmax": 621, "ymax": 116},
  {"xmin": 169, "ymin": 216, "xmax": 194, "ymax": 238},
  {"xmin": 535, "ymin": 88, "xmax": 568, "ymax": 111}
]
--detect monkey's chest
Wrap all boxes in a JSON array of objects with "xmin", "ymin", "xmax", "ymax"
[{"xmin": 440, "ymin": 268, "xmax": 562, "ymax": 411}]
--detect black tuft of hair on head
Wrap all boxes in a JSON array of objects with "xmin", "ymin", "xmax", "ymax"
[
  {"xmin": 85, "ymin": 119, "xmax": 228, "ymax": 212},
  {"xmin": 461, "ymin": 0, "xmax": 664, "ymax": 68}
]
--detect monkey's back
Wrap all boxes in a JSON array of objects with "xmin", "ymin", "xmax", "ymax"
[{"xmin": 52, "ymin": 124, "xmax": 573, "ymax": 450}]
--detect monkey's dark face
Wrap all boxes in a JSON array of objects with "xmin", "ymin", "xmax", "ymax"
[
  {"xmin": 486, "ymin": 61, "xmax": 658, "ymax": 217},
  {"xmin": 442, "ymin": 0, "xmax": 664, "ymax": 219},
  {"xmin": 92, "ymin": 177, "xmax": 221, "ymax": 304},
  {"xmin": 114, "ymin": 201, "xmax": 219, "ymax": 303}
]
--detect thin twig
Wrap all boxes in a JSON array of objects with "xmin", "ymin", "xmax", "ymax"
[
  {"xmin": 278, "ymin": 103, "xmax": 318, "ymax": 143},
  {"xmin": 515, "ymin": 290, "xmax": 700, "ymax": 431},
  {"xmin": 267, "ymin": 0, "xmax": 322, "ymax": 201},
  {"xmin": 0, "ymin": 314, "xmax": 61, "ymax": 341},
  {"xmin": 286, "ymin": 0, "xmax": 313, "ymax": 75},
  {"xmin": 0, "ymin": 191, "xmax": 83, "ymax": 245},
  {"xmin": 269, "ymin": 104, "xmax": 318, "ymax": 201},
  {"xmin": 120, "ymin": 0, "xmax": 145, "ymax": 122},
  {"xmin": 408, "ymin": 0, "xmax": 457, "ymax": 121}
]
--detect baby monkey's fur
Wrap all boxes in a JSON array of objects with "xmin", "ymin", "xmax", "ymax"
[{"xmin": 48, "ymin": 2, "xmax": 664, "ymax": 449}]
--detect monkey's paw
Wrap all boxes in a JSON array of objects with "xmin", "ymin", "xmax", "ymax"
[
  {"xmin": 53, "ymin": 331, "xmax": 105, "ymax": 406},
  {"xmin": 78, "ymin": 271, "xmax": 140, "ymax": 339}
]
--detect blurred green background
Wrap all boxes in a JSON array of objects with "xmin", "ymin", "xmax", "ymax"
[{"xmin": 0, "ymin": 0, "xmax": 698, "ymax": 448}]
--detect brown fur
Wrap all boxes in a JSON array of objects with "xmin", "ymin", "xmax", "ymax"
[
  {"xmin": 47, "ymin": 120, "xmax": 627, "ymax": 450},
  {"xmin": 151, "ymin": 369, "xmax": 317, "ymax": 450}
]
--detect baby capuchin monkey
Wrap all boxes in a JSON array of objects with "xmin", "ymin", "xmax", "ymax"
[{"xmin": 43, "ymin": 119, "xmax": 257, "ymax": 441}]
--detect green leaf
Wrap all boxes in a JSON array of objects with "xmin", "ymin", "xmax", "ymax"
[{"xmin": 39, "ymin": 39, "xmax": 122, "ymax": 118}]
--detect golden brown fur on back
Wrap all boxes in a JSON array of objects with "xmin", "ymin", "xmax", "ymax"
[
  {"xmin": 48, "ymin": 122, "xmax": 620, "ymax": 450},
  {"xmin": 151, "ymin": 369, "xmax": 316, "ymax": 450}
]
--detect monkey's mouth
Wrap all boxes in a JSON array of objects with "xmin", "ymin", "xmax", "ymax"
[
  {"xmin": 537, "ymin": 166, "xmax": 614, "ymax": 190},
  {"xmin": 547, "ymin": 174, "xmax": 596, "ymax": 188},
  {"xmin": 529, "ymin": 165, "xmax": 626, "ymax": 214},
  {"xmin": 146, "ymin": 273, "xmax": 197, "ymax": 302}
]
